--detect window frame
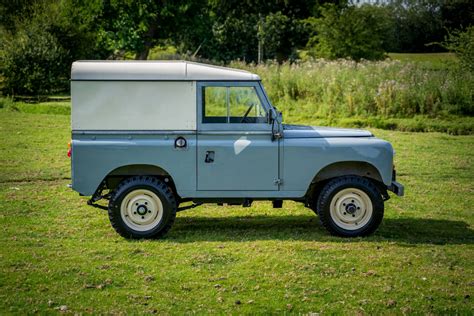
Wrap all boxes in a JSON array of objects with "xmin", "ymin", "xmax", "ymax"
[{"xmin": 197, "ymin": 81, "xmax": 273, "ymax": 132}]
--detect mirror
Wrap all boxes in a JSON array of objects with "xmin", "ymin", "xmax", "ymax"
[
  {"xmin": 267, "ymin": 110, "xmax": 273, "ymax": 123},
  {"xmin": 276, "ymin": 110, "xmax": 282, "ymax": 123}
]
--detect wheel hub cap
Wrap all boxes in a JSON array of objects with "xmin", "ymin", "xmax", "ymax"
[
  {"xmin": 330, "ymin": 188, "xmax": 373, "ymax": 231},
  {"xmin": 136, "ymin": 205, "xmax": 148, "ymax": 215},
  {"xmin": 120, "ymin": 189, "xmax": 164, "ymax": 232},
  {"xmin": 345, "ymin": 203, "xmax": 357, "ymax": 214}
]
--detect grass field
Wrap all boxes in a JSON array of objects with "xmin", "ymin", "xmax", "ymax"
[
  {"xmin": 388, "ymin": 53, "xmax": 457, "ymax": 66},
  {"xmin": 232, "ymin": 58, "xmax": 473, "ymax": 119},
  {"xmin": 0, "ymin": 109, "xmax": 473, "ymax": 314},
  {"xmin": 1, "ymin": 98, "xmax": 473, "ymax": 135}
]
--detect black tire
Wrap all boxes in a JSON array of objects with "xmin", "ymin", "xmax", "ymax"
[
  {"xmin": 316, "ymin": 176, "xmax": 384, "ymax": 237},
  {"xmin": 108, "ymin": 176, "xmax": 177, "ymax": 239}
]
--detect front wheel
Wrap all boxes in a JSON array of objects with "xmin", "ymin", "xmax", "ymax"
[
  {"xmin": 108, "ymin": 176, "xmax": 177, "ymax": 239},
  {"xmin": 317, "ymin": 176, "xmax": 384, "ymax": 237}
]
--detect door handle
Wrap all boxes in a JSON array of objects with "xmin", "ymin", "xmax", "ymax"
[{"xmin": 205, "ymin": 151, "xmax": 215, "ymax": 163}]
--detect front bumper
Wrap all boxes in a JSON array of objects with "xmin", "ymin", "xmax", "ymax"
[{"xmin": 388, "ymin": 181, "xmax": 404, "ymax": 196}]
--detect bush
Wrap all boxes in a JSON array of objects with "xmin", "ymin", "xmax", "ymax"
[
  {"xmin": 1, "ymin": 23, "xmax": 67, "ymax": 96},
  {"xmin": 442, "ymin": 26, "xmax": 474, "ymax": 73},
  {"xmin": 0, "ymin": 1, "xmax": 105, "ymax": 96}
]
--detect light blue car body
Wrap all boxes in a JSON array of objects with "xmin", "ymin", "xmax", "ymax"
[{"xmin": 71, "ymin": 80, "xmax": 401, "ymax": 201}]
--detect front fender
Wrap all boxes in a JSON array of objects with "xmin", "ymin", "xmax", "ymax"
[{"xmin": 282, "ymin": 137, "xmax": 393, "ymax": 194}]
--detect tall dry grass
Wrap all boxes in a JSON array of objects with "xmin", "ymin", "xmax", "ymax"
[{"xmin": 230, "ymin": 59, "xmax": 473, "ymax": 121}]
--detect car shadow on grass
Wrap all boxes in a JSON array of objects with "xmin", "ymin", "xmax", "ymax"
[{"xmin": 167, "ymin": 215, "xmax": 474, "ymax": 245}]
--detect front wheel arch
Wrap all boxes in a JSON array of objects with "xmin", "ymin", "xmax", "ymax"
[{"xmin": 305, "ymin": 161, "xmax": 387, "ymax": 208}]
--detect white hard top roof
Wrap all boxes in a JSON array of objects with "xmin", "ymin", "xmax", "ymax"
[{"xmin": 71, "ymin": 60, "xmax": 260, "ymax": 81}]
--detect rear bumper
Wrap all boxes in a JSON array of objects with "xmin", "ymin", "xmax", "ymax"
[{"xmin": 388, "ymin": 181, "xmax": 404, "ymax": 196}]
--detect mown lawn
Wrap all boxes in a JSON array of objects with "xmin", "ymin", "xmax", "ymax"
[{"xmin": 0, "ymin": 110, "xmax": 473, "ymax": 314}]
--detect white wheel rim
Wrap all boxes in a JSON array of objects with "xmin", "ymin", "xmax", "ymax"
[
  {"xmin": 329, "ymin": 188, "xmax": 373, "ymax": 231},
  {"xmin": 120, "ymin": 189, "xmax": 164, "ymax": 232}
]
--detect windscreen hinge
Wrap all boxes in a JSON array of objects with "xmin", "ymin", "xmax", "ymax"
[{"xmin": 273, "ymin": 178, "xmax": 283, "ymax": 186}]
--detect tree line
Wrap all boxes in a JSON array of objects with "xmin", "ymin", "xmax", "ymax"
[{"xmin": 0, "ymin": 0, "xmax": 472, "ymax": 95}]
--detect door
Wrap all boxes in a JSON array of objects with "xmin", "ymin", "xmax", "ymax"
[{"xmin": 197, "ymin": 82, "xmax": 279, "ymax": 191}]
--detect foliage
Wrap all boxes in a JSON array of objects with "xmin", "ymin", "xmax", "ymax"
[
  {"xmin": 0, "ymin": 110, "xmax": 473, "ymax": 313},
  {"xmin": 96, "ymin": 0, "xmax": 190, "ymax": 60},
  {"xmin": 0, "ymin": 96, "xmax": 15, "ymax": 109},
  {"xmin": 385, "ymin": 0, "xmax": 474, "ymax": 53},
  {"xmin": 0, "ymin": 0, "xmax": 473, "ymax": 95},
  {"xmin": 232, "ymin": 57, "xmax": 474, "ymax": 118},
  {"xmin": 197, "ymin": 0, "xmax": 321, "ymax": 62},
  {"xmin": 441, "ymin": 26, "xmax": 474, "ymax": 73},
  {"xmin": 0, "ymin": 0, "xmax": 105, "ymax": 95},
  {"xmin": 306, "ymin": 4, "xmax": 391, "ymax": 60},
  {"xmin": 0, "ymin": 22, "xmax": 67, "ymax": 95}
]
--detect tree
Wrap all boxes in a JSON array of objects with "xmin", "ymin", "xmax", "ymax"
[
  {"xmin": 306, "ymin": 4, "xmax": 392, "ymax": 60},
  {"xmin": 0, "ymin": 0, "xmax": 105, "ymax": 95},
  {"xmin": 194, "ymin": 0, "xmax": 319, "ymax": 62},
  {"xmin": 381, "ymin": 0, "xmax": 473, "ymax": 53},
  {"xmin": 97, "ymin": 0, "xmax": 194, "ymax": 60}
]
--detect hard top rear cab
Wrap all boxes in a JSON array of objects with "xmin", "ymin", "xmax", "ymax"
[{"xmin": 70, "ymin": 60, "xmax": 403, "ymax": 239}]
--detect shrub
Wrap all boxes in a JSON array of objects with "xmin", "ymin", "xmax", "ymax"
[
  {"xmin": 442, "ymin": 26, "xmax": 474, "ymax": 73},
  {"xmin": 1, "ymin": 23, "xmax": 67, "ymax": 96}
]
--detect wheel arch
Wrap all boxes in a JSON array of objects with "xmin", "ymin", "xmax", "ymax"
[
  {"xmin": 305, "ymin": 161, "xmax": 386, "ymax": 206},
  {"xmin": 102, "ymin": 164, "xmax": 177, "ymax": 196},
  {"xmin": 314, "ymin": 161, "xmax": 384, "ymax": 184}
]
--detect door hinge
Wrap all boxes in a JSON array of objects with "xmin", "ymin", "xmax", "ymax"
[{"xmin": 273, "ymin": 178, "xmax": 283, "ymax": 186}]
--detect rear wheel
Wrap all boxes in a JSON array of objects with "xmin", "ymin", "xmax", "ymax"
[
  {"xmin": 317, "ymin": 176, "xmax": 384, "ymax": 237},
  {"xmin": 108, "ymin": 176, "xmax": 177, "ymax": 239}
]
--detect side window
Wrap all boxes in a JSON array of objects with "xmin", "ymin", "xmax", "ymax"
[
  {"xmin": 202, "ymin": 85, "xmax": 267, "ymax": 124},
  {"xmin": 229, "ymin": 87, "xmax": 266, "ymax": 123},
  {"xmin": 203, "ymin": 86, "xmax": 227, "ymax": 123}
]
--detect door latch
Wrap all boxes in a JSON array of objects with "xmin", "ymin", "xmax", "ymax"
[
  {"xmin": 205, "ymin": 151, "xmax": 215, "ymax": 163},
  {"xmin": 273, "ymin": 178, "xmax": 283, "ymax": 186}
]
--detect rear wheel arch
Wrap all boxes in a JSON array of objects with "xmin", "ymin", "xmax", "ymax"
[{"xmin": 101, "ymin": 164, "xmax": 178, "ymax": 197}]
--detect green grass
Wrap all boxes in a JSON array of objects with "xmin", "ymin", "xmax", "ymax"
[
  {"xmin": 0, "ymin": 110, "xmax": 473, "ymax": 314},
  {"xmin": 388, "ymin": 52, "xmax": 457, "ymax": 64},
  {"xmin": 0, "ymin": 99, "xmax": 70, "ymax": 115}
]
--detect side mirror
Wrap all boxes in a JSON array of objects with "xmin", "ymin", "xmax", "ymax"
[
  {"xmin": 277, "ymin": 111, "xmax": 282, "ymax": 122},
  {"xmin": 267, "ymin": 110, "xmax": 273, "ymax": 123}
]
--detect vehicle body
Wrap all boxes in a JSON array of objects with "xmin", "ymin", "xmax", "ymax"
[{"xmin": 69, "ymin": 60, "xmax": 404, "ymax": 238}]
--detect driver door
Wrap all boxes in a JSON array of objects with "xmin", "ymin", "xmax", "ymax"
[{"xmin": 196, "ymin": 82, "xmax": 279, "ymax": 191}]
